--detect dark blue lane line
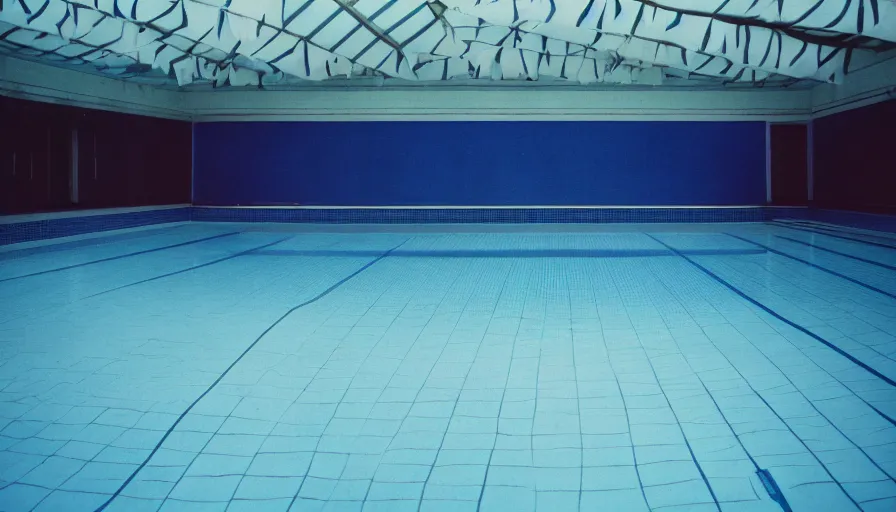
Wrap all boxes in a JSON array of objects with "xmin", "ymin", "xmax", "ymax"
[
  {"xmin": 94, "ymin": 239, "xmax": 409, "ymax": 512},
  {"xmin": 773, "ymin": 221, "xmax": 896, "ymax": 247},
  {"xmin": 645, "ymin": 234, "xmax": 896, "ymax": 424},
  {"xmin": 647, "ymin": 258, "xmax": 896, "ymax": 488},
  {"xmin": 725, "ymin": 233, "xmax": 896, "ymax": 302},
  {"xmin": 775, "ymin": 235, "xmax": 896, "ymax": 272},
  {"xmin": 687, "ymin": 353, "xmax": 835, "ymax": 510},
  {"xmin": 0, "ymin": 232, "xmax": 242, "ymax": 283},
  {"xmin": 0, "ymin": 224, "xmax": 190, "ymax": 261},
  {"xmin": 629, "ymin": 344, "xmax": 722, "ymax": 511},
  {"xmin": 85, "ymin": 237, "xmax": 294, "ymax": 299},
  {"xmin": 683, "ymin": 372, "xmax": 792, "ymax": 511},
  {"xmin": 781, "ymin": 221, "xmax": 896, "ymax": 243},
  {"xmin": 688, "ymin": 338, "xmax": 859, "ymax": 509},
  {"xmin": 744, "ymin": 386, "xmax": 866, "ymax": 509},
  {"xmin": 247, "ymin": 248, "xmax": 768, "ymax": 259},
  {"xmin": 769, "ymin": 222, "xmax": 896, "ymax": 250}
]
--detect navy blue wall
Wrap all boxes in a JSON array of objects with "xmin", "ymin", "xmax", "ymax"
[
  {"xmin": 193, "ymin": 121, "xmax": 766, "ymax": 206},
  {"xmin": 813, "ymin": 99, "xmax": 896, "ymax": 214}
]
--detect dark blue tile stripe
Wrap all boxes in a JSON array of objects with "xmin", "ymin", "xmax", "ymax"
[
  {"xmin": 0, "ymin": 208, "xmax": 191, "ymax": 246},
  {"xmin": 94, "ymin": 238, "xmax": 409, "ymax": 512},
  {"xmin": 645, "ymin": 234, "xmax": 896, "ymax": 424},
  {"xmin": 192, "ymin": 207, "xmax": 774, "ymax": 224},
  {"xmin": 807, "ymin": 210, "xmax": 896, "ymax": 234},
  {"xmin": 246, "ymin": 248, "xmax": 767, "ymax": 259},
  {"xmin": 769, "ymin": 221, "xmax": 896, "ymax": 250},
  {"xmin": 774, "ymin": 235, "xmax": 896, "ymax": 272},
  {"xmin": 726, "ymin": 233, "xmax": 896, "ymax": 301},
  {"xmin": 780, "ymin": 221, "xmax": 896, "ymax": 245},
  {"xmin": 0, "ymin": 207, "xmax": 800, "ymax": 247},
  {"xmin": 0, "ymin": 225, "xmax": 190, "ymax": 261},
  {"xmin": 0, "ymin": 232, "xmax": 242, "ymax": 284},
  {"xmin": 3, "ymin": 207, "xmax": 896, "ymax": 245},
  {"xmin": 86, "ymin": 236, "xmax": 292, "ymax": 299}
]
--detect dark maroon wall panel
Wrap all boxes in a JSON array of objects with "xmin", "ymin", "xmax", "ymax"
[
  {"xmin": 0, "ymin": 97, "xmax": 191, "ymax": 215},
  {"xmin": 75, "ymin": 109, "xmax": 192, "ymax": 210},
  {"xmin": 813, "ymin": 99, "xmax": 896, "ymax": 214},
  {"xmin": 770, "ymin": 123, "xmax": 808, "ymax": 206},
  {"xmin": 0, "ymin": 97, "xmax": 72, "ymax": 214}
]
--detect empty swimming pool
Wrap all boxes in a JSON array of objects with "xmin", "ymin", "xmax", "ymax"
[{"xmin": 1, "ymin": 221, "xmax": 895, "ymax": 512}]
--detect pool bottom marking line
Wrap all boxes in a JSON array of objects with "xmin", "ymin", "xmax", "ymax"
[{"xmin": 93, "ymin": 237, "xmax": 411, "ymax": 512}]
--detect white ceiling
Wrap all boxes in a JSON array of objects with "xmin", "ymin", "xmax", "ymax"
[{"xmin": 0, "ymin": 0, "xmax": 894, "ymax": 89}]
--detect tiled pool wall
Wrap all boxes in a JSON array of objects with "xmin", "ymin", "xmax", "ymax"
[
  {"xmin": 190, "ymin": 207, "xmax": 789, "ymax": 225},
  {"xmin": 3, "ymin": 205, "xmax": 896, "ymax": 246},
  {"xmin": 0, "ymin": 207, "xmax": 192, "ymax": 246}
]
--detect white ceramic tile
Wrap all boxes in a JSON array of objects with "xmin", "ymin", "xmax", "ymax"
[{"xmin": 1, "ymin": 225, "xmax": 895, "ymax": 511}]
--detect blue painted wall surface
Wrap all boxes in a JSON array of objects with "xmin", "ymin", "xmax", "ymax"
[{"xmin": 193, "ymin": 121, "xmax": 766, "ymax": 206}]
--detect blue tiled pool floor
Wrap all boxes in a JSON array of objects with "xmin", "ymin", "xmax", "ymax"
[{"xmin": 1, "ymin": 223, "xmax": 895, "ymax": 512}]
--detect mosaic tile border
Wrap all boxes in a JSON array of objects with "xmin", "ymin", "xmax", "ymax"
[
  {"xmin": 192, "ymin": 207, "xmax": 800, "ymax": 225},
  {"xmin": 7, "ymin": 206, "xmax": 891, "ymax": 246},
  {"xmin": 804, "ymin": 209, "xmax": 896, "ymax": 234},
  {"xmin": 0, "ymin": 207, "xmax": 191, "ymax": 246}
]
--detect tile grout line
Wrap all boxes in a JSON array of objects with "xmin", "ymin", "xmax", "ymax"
[
  {"xmin": 774, "ymin": 234, "xmax": 896, "ymax": 271},
  {"xmin": 359, "ymin": 252, "xmax": 479, "ymax": 510},
  {"xmin": 716, "ymin": 237, "xmax": 896, "ymax": 366},
  {"xmin": 600, "ymin": 254, "xmax": 722, "ymax": 511},
  {"xmin": 5, "ymin": 226, "xmax": 895, "ymax": 511},
  {"xmin": 701, "ymin": 246, "xmax": 896, "ymax": 436},
  {"xmin": 644, "ymin": 240, "xmax": 895, "ymax": 507},
  {"xmin": 93, "ymin": 238, "xmax": 411, "ymax": 512},
  {"xmin": 155, "ymin": 256, "xmax": 367, "ymax": 508},
  {"xmin": 641, "ymin": 255, "xmax": 879, "ymax": 508},
  {"xmin": 680, "ymin": 254, "xmax": 896, "ymax": 498},
  {"xmin": 156, "ymin": 240, "xmax": 396, "ymax": 507},
  {"xmin": 769, "ymin": 222, "xmax": 896, "ymax": 250},
  {"xmin": 282, "ymin": 237, "xmax": 448, "ymax": 509},
  {"xmin": 587, "ymin": 259, "xmax": 651, "ymax": 511},
  {"xmin": 0, "ymin": 231, "xmax": 242, "ymax": 283},
  {"xmin": 780, "ymin": 220, "xmax": 896, "ymax": 242},
  {"xmin": 566, "ymin": 259, "xmax": 585, "ymax": 512},
  {"xmin": 84, "ymin": 236, "xmax": 294, "ymax": 299},
  {"xmin": 645, "ymin": 234, "xmax": 896, "ymax": 420},
  {"xmin": 0, "ymin": 223, "xmax": 192, "ymax": 261},
  {"xmin": 473, "ymin": 259, "xmax": 527, "ymax": 512},
  {"xmin": 412, "ymin": 258, "xmax": 516, "ymax": 512},
  {"xmin": 726, "ymin": 233, "xmax": 896, "ymax": 301}
]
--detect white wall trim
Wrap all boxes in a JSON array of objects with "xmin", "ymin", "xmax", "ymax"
[
  {"xmin": 193, "ymin": 205, "xmax": 770, "ymax": 209},
  {"xmin": 811, "ymin": 54, "xmax": 896, "ymax": 119},
  {"xmin": 0, "ymin": 204, "xmax": 190, "ymax": 224},
  {"xmin": 183, "ymin": 88, "xmax": 813, "ymax": 122},
  {"xmin": 2, "ymin": 54, "xmax": 894, "ymax": 123},
  {"xmin": 0, "ymin": 56, "xmax": 187, "ymax": 121},
  {"xmin": 0, "ymin": 222, "xmax": 191, "ymax": 253},
  {"xmin": 185, "ymin": 113, "xmax": 812, "ymax": 122}
]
